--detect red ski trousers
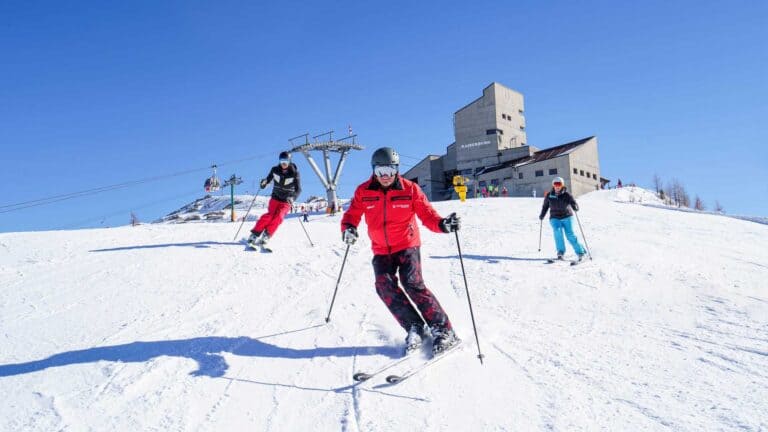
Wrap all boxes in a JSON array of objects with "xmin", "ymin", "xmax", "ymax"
[{"xmin": 252, "ymin": 198, "xmax": 291, "ymax": 237}]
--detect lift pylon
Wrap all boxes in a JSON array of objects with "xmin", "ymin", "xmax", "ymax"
[{"xmin": 288, "ymin": 131, "xmax": 363, "ymax": 213}]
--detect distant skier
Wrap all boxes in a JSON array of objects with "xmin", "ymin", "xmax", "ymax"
[
  {"xmin": 302, "ymin": 207, "xmax": 309, "ymax": 223},
  {"xmin": 248, "ymin": 151, "xmax": 301, "ymax": 248},
  {"xmin": 341, "ymin": 147, "xmax": 461, "ymax": 356},
  {"xmin": 539, "ymin": 177, "xmax": 586, "ymax": 262}
]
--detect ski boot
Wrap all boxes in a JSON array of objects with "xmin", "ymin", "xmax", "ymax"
[
  {"xmin": 247, "ymin": 231, "xmax": 266, "ymax": 248},
  {"xmin": 404, "ymin": 323, "xmax": 427, "ymax": 356},
  {"xmin": 431, "ymin": 327, "xmax": 459, "ymax": 356}
]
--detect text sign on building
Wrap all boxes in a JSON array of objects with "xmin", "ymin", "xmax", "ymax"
[{"xmin": 459, "ymin": 140, "xmax": 491, "ymax": 150}]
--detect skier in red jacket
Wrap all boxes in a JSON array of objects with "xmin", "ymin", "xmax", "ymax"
[{"xmin": 341, "ymin": 147, "xmax": 460, "ymax": 356}]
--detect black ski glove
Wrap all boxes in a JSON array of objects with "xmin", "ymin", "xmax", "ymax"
[
  {"xmin": 439, "ymin": 212, "xmax": 461, "ymax": 233},
  {"xmin": 342, "ymin": 225, "xmax": 358, "ymax": 245},
  {"xmin": 259, "ymin": 179, "xmax": 269, "ymax": 189}
]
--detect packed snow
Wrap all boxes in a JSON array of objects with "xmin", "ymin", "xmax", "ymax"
[{"xmin": 1, "ymin": 189, "xmax": 766, "ymax": 431}]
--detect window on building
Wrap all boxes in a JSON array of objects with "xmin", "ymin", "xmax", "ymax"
[
  {"xmin": 535, "ymin": 170, "xmax": 544, "ymax": 177},
  {"xmin": 580, "ymin": 170, "xmax": 585, "ymax": 176},
  {"xmin": 520, "ymin": 126, "xmax": 525, "ymax": 131},
  {"xmin": 586, "ymin": 171, "xmax": 591, "ymax": 178},
  {"xmin": 549, "ymin": 168, "xmax": 557, "ymax": 175},
  {"xmin": 573, "ymin": 168, "xmax": 578, "ymax": 174},
  {"xmin": 518, "ymin": 172, "xmax": 523, "ymax": 179},
  {"xmin": 593, "ymin": 173, "xmax": 597, "ymax": 180},
  {"xmin": 518, "ymin": 109, "xmax": 524, "ymax": 114}
]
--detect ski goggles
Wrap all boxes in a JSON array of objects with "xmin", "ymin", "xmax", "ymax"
[
  {"xmin": 373, "ymin": 164, "xmax": 398, "ymax": 178},
  {"xmin": 279, "ymin": 159, "xmax": 290, "ymax": 165},
  {"xmin": 552, "ymin": 181, "xmax": 563, "ymax": 187}
]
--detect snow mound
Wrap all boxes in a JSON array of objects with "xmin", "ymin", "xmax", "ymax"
[{"xmin": 587, "ymin": 186, "xmax": 665, "ymax": 205}]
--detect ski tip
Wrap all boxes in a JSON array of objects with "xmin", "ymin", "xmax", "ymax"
[
  {"xmin": 353, "ymin": 372, "xmax": 372, "ymax": 382},
  {"xmin": 385, "ymin": 375, "xmax": 403, "ymax": 384}
]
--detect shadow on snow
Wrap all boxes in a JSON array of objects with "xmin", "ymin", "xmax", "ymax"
[
  {"xmin": 430, "ymin": 254, "xmax": 548, "ymax": 264},
  {"xmin": 0, "ymin": 325, "xmax": 400, "ymax": 379},
  {"xmin": 90, "ymin": 241, "xmax": 243, "ymax": 252}
]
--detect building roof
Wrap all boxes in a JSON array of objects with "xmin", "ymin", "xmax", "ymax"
[
  {"xmin": 479, "ymin": 136, "xmax": 595, "ymax": 175},
  {"xmin": 402, "ymin": 154, "xmax": 443, "ymax": 177},
  {"xmin": 453, "ymin": 82, "xmax": 523, "ymax": 114}
]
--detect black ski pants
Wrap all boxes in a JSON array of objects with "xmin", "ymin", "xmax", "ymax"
[{"xmin": 372, "ymin": 247, "xmax": 453, "ymax": 334}]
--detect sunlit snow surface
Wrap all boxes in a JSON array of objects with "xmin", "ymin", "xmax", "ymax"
[{"xmin": 1, "ymin": 189, "xmax": 766, "ymax": 431}]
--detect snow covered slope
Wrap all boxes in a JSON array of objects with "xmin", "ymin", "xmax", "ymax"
[{"xmin": 1, "ymin": 191, "xmax": 766, "ymax": 431}]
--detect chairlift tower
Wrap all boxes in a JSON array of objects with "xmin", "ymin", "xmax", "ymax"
[
  {"xmin": 288, "ymin": 131, "xmax": 363, "ymax": 212},
  {"xmin": 222, "ymin": 174, "xmax": 243, "ymax": 222}
]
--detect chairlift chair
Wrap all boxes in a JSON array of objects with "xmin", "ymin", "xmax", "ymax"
[{"xmin": 204, "ymin": 165, "xmax": 221, "ymax": 192}]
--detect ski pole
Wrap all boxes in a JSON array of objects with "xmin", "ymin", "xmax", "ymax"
[
  {"xmin": 325, "ymin": 243, "xmax": 350, "ymax": 323},
  {"xmin": 453, "ymin": 230, "xmax": 485, "ymax": 365},
  {"xmin": 573, "ymin": 211, "xmax": 592, "ymax": 260},
  {"xmin": 297, "ymin": 216, "xmax": 314, "ymax": 247},
  {"xmin": 232, "ymin": 190, "xmax": 261, "ymax": 242},
  {"xmin": 537, "ymin": 219, "xmax": 543, "ymax": 252}
]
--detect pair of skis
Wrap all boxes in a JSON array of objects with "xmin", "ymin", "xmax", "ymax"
[
  {"xmin": 353, "ymin": 340, "xmax": 463, "ymax": 385},
  {"xmin": 545, "ymin": 256, "xmax": 585, "ymax": 266}
]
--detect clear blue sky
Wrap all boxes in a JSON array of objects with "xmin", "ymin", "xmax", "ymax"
[{"xmin": 2, "ymin": 1, "xmax": 766, "ymax": 233}]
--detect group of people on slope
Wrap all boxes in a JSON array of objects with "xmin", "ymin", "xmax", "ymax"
[{"xmin": 248, "ymin": 147, "xmax": 586, "ymax": 357}]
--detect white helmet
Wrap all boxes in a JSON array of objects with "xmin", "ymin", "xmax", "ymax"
[{"xmin": 552, "ymin": 177, "xmax": 564, "ymax": 186}]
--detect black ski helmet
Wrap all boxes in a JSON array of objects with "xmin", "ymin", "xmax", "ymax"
[
  {"xmin": 279, "ymin": 151, "xmax": 291, "ymax": 160},
  {"xmin": 370, "ymin": 147, "xmax": 400, "ymax": 168}
]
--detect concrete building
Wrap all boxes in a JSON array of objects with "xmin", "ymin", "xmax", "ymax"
[{"xmin": 403, "ymin": 82, "xmax": 604, "ymax": 200}]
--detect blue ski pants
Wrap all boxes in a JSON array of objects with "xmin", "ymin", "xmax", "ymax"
[{"xmin": 549, "ymin": 216, "xmax": 585, "ymax": 256}]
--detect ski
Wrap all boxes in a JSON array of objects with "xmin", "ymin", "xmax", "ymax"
[
  {"xmin": 384, "ymin": 340, "xmax": 464, "ymax": 385},
  {"xmin": 352, "ymin": 351, "xmax": 418, "ymax": 382}
]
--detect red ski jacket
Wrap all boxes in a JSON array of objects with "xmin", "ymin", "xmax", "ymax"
[{"xmin": 341, "ymin": 175, "xmax": 444, "ymax": 255}]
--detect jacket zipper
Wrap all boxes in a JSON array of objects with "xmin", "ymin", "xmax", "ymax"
[{"xmin": 382, "ymin": 189, "xmax": 392, "ymax": 255}]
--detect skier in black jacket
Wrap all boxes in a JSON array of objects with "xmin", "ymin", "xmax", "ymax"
[
  {"xmin": 248, "ymin": 151, "xmax": 301, "ymax": 247},
  {"xmin": 539, "ymin": 177, "xmax": 586, "ymax": 261}
]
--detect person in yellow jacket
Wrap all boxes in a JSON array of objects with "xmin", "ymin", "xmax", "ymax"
[{"xmin": 452, "ymin": 175, "xmax": 468, "ymax": 202}]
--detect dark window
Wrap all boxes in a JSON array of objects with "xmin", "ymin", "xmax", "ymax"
[
  {"xmin": 580, "ymin": 170, "xmax": 585, "ymax": 176},
  {"xmin": 520, "ymin": 126, "xmax": 525, "ymax": 131},
  {"xmin": 548, "ymin": 168, "xmax": 557, "ymax": 175},
  {"xmin": 486, "ymin": 128, "xmax": 504, "ymax": 135},
  {"xmin": 518, "ymin": 172, "xmax": 523, "ymax": 179},
  {"xmin": 535, "ymin": 170, "xmax": 544, "ymax": 177},
  {"xmin": 586, "ymin": 171, "xmax": 591, "ymax": 178},
  {"xmin": 593, "ymin": 173, "xmax": 597, "ymax": 180},
  {"xmin": 518, "ymin": 109, "xmax": 524, "ymax": 114},
  {"xmin": 573, "ymin": 168, "xmax": 578, "ymax": 174}
]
